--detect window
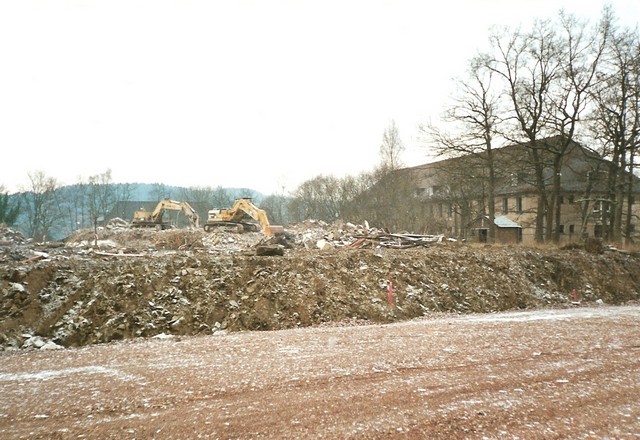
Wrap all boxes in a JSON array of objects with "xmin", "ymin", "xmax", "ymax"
[
  {"xmin": 568, "ymin": 195, "xmax": 574, "ymax": 204},
  {"xmin": 594, "ymin": 224, "xmax": 603, "ymax": 238},
  {"xmin": 569, "ymin": 224, "xmax": 575, "ymax": 234},
  {"xmin": 515, "ymin": 196, "xmax": 523, "ymax": 213},
  {"xmin": 502, "ymin": 198, "xmax": 508, "ymax": 214},
  {"xmin": 558, "ymin": 224, "xmax": 565, "ymax": 234},
  {"xmin": 448, "ymin": 203, "xmax": 453, "ymax": 217},
  {"xmin": 593, "ymin": 201, "xmax": 601, "ymax": 212},
  {"xmin": 432, "ymin": 185, "xmax": 442, "ymax": 196}
]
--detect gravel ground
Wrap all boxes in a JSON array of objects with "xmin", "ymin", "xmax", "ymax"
[{"xmin": 1, "ymin": 304, "xmax": 639, "ymax": 439}]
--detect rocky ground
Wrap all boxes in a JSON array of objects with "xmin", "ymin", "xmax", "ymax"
[
  {"xmin": 1, "ymin": 221, "xmax": 639, "ymax": 350},
  {"xmin": 2, "ymin": 222, "xmax": 640, "ymax": 439}
]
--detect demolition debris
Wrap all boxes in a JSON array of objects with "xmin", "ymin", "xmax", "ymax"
[{"xmin": 1, "ymin": 222, "xmax": 639, "ymax": 350}]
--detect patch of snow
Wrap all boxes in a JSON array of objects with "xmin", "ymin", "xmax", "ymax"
[{"xmin": 0, "ymin": 366, "xmax": 138, "ymax": 382}]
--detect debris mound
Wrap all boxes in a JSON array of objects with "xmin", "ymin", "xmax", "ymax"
[{"xmin": 1, "ymin": 223, "xmax": 639, "ymax": 350}]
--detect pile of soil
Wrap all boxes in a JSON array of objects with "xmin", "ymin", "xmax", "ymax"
[{"xmin": 1, "ymin": 223, "xmax": 639, "ymax": 349}]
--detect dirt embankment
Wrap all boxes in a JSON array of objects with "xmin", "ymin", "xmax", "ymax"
[{"xmin": 1, "ymin": 224, "xmax": 639, "ymax": 349}]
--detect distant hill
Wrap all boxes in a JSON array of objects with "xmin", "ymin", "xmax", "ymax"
[{"xmin": 117, "ymin": 183, "xmax": 266, "ymax": 203}]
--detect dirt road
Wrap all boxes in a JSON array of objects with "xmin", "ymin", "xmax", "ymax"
[{"xmin": 1, "ymin": 305, "xmax": 639, "ymax": 439}]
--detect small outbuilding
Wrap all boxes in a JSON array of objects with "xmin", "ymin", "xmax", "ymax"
[
  {"xmin": 493, "ymin": 216, "xmax": 522, "ymax": 243},
  {"xmin": 470, "ymin": 215, "xmax": 523, "ymax": 244}
]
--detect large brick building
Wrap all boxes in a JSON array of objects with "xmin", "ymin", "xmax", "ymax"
[{"xmin": 401, "ymin": 138, "xmax": 640, "ymax": 244}]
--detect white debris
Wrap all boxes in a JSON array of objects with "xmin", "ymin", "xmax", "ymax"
[
  {"xmin": 10, "ymin": 283, "xmax": 26, "ymax": 293},
  {"xmin": 40, "ymin": 341, "xmax": 64, "ymax": 350}
]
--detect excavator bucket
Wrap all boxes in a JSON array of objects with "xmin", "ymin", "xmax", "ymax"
[{"xmin": 266, "ymin": 225, "xmax": 285, "ymax": 236}]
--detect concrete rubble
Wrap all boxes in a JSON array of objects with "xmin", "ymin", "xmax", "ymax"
[{"xmin": 1, "ymin": 222, "xmax": 639, "ymax": 350}]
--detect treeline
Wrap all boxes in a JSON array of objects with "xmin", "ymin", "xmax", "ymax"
[
  {"xmin": 0, "ymin": 171, "xmax": 391, "ymax": 240},
  {"xmin": 422, "ymin": 6, "xmax": 639, "ymax": 244},
  {"xmin": 0, "ymin": 122, "xmax": 406, "ymax": 240},
  {"xmin": 280, "ymin": 7, "xmax": 640, "ymax": 243},
  {"xmin": 2, "ymin": 7, "xmax": 638, "ymax": 243}
]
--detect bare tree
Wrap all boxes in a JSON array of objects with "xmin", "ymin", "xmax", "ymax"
[
  {"xmin": 379, "ymin": 120, "xmax": 405, "ymax": 172},
  {"xmin": 180, "ymin": 186, "xmax": 214, "ymax": 204},
  {"xmin": 544, "ymin": 10, "xmax": 609, "ymax": 243},
  {"xmin": 86, "ymin": 170, "xmax": 118, "ymax": 242},
  {"xmin": 422, "ymin": 56, "xmax": 504, "ymax": 242},
  {"xmin": 259, "ymin": 182, "xmax": 292, "ymax": 226},
  {"xmin": 117, "ymin": 183, "xmax": 135, "ymax": 206},
  {"xmin": 211, "ymin": 186, "xmax": 232, "ymax": 208},
  {"xmin": 486, "ymin": 20, "xmax": 562, "ymax": 242},
  {"xmin": 235, "ymin": 188, "xmax": 261, "ymax": 201},
  {"xmin": 484, "ymin": 10, "xmax": 609, "ymax": 243},
  {"xmin": 336, "ymin": 171, "xmax": 377, "ymax": 224},
  {"xmin": 288, "ymin": 175, "xmax": 343, "ymax": 223},
  {"xmin": 57, "ymin": 181, "xmax": 88, "ymax": 234},
  {"xmin": 259, "ymin": 195, "xmax": 290, "ymax": 226},
  {"xmin": 287, "ymin": 122, "xmax": 409, "ymax": 230},
  {"xmin": 179, "ymin": 185, "xmax": 233, "ymax": 224},
  {"xmin": 363, "ymin": 168, "xmax": 418, "ymax": 231},
  {"xmin": 362, "ymin": 121, "xmax": 422, "ymax": 230},
  {"xmin": 21, "ymin": 171, "xmax": 60, "ymax": 240},
  {"xmin": 588, "ymin": 14, "xmax": 640, "ymax": 243},
  {"xmin": 150, "ymin": 183, "xmax": 173, "ymax": 201}
]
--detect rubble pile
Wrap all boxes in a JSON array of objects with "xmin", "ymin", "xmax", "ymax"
[
  {"xmin": 0, "ymin": 227, "xmax": 26, "ymax": 246},
  {"xmin": 1, "ymin": 224, "xmax": 639, "ymax": 350},
  {"xmin": 281, "ymin": 220, "xmax": 446, "ymax": 250}
]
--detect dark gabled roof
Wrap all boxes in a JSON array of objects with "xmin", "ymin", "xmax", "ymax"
[
  {"xmin": 404, "ymin": 136, "xmax": 579, "ymax": 172},
  {"xmin": 400, "ymin": 136, "xmax": 640, "ymax": 195}
]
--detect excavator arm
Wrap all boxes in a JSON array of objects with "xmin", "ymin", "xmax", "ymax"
[
  {"xmin": 181, "ymin": 203, "xmax": 200, "ymax": 228},
  {"xmin": 231, "ymin": 199, "xmax": 283, "ymax": 236},
  {"xmin": 151, "ymin": 200, "xmax": 200, "ymax": 227},
  {"xmin": 204, "ymin": 198, "xmax": 283, "ymax": 236},
  {"xmin": 131, "ymin": 199, "xmax": 200, "ymax": 229}
]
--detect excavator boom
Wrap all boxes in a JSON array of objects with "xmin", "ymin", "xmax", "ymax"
[
  {"xmin": 130, "ymin": 199, "xmax": 200, "ymax": 230},
  {"xmin": 203, "ymin": 198, "xmax": 284, "ymax": 236}
]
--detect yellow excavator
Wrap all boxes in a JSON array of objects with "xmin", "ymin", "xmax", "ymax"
[
  {"xmin": 130, "ymin": 199, "xmax": 200, "ymax": 230},
  {"xmin": 203, "ymin": 198, "xmax": 284, "ymax": 236}
]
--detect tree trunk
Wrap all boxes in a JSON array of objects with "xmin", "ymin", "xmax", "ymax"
[
  {"xmin": 624, "ymin": 151, "xmax": 636, "ymax": 245},
  {"xmin": 552, "ymin": 157, "xmax": 563, "ymax": 243},
  {"xmin": 612, "ymin": 160, "xmax": 626, "ymax": 243},
  {"xmin": 487, "ymin": 151, "xmax": 496, "ymax": 244}
]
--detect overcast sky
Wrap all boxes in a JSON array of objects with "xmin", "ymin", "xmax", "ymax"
[{"xmin": 1, "ymin": 0, "xmax": 638, "ymax": 196}]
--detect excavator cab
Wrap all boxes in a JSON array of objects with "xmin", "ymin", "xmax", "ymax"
[
  {"xmin": 130, "ymin": 199, "xmax": 200, "ymax": 230},
  {"xmin": 203, "ymin": 198, "xmax": 284, "ymax": 236}
]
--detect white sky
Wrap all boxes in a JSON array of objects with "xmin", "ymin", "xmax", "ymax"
[{"xmin": 1, "ymin": 0, "xmax": 638, "ymax": 196}]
